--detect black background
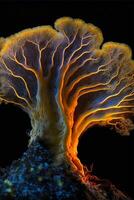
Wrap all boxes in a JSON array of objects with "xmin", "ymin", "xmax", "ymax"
[{"xmin": 0, "ymin": 0, "xmax": 133, "ymax": 199}]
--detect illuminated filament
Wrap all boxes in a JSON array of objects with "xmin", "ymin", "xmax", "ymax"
[{"xmin": 0, "ymin": 17, "xmax": 134, "ymax": 178}]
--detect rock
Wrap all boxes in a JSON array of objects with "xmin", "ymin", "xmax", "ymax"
[{"xmin": 0, "ymin": 141, "xmax": 132, "ymax": 200}]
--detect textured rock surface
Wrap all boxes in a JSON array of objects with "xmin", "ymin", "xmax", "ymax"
[{"xmin": 0, "ymin": 141, "xmax": 131, "ymax": 200}]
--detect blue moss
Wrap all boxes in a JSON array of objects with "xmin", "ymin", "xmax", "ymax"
[{"xmin": 0, "ymin": 141, "xmax": 88, "ymax": 200}]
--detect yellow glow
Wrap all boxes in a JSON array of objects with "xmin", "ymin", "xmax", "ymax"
[{"xmin": 0, "ymin": 17, "xmax": 133, "ymax": 182}]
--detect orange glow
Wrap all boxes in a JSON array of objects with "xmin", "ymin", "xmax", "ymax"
[{"xmin": 0, "ymin": 17, "xmax": 134, "ymax": 182}]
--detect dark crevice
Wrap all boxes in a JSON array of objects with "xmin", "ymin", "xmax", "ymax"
[
  {"xmin": 78, "ymin": 125, "xmax": 134, "ymax": 199},
  {"xmin": 0, "ymin": 103, "xmax": 31, "ymax": 168}
]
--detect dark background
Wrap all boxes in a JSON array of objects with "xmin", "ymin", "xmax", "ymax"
[{"xmin": 0, "ymin": 0, "xmax": 133, "ymax": 199}]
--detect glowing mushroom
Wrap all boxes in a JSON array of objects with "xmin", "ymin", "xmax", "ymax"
[{"xmin": 0, "ymin": 17, "xmax": 133, "ymax": 181}]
